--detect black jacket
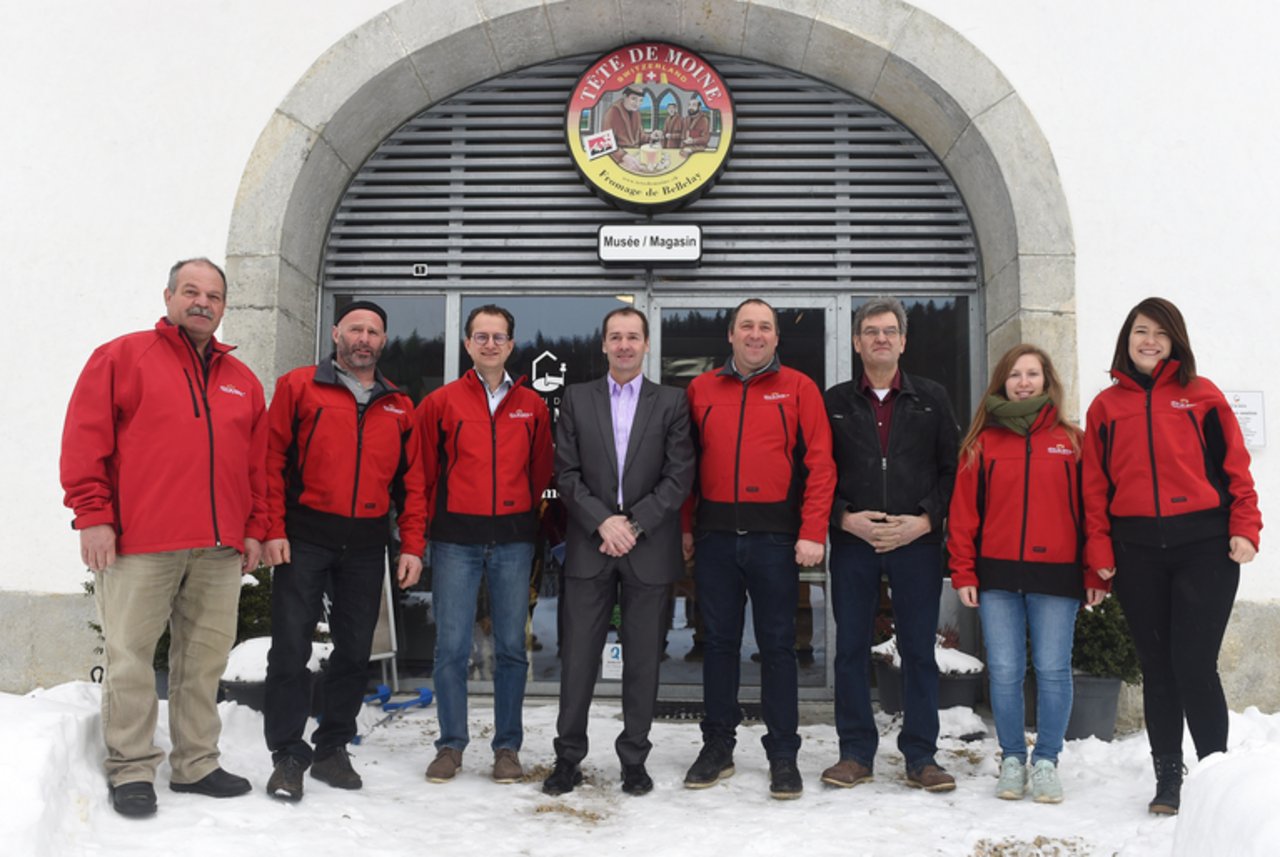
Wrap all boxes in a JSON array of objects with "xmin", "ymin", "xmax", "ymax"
[{"xmin": 824, "ymin": 371, "xmax": 960, "ymax": 546}]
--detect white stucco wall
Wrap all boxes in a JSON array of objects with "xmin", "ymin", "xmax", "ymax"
[
  {"xmin": 0, "ymin": 1, "xmax": 391, "ymax": 595},
  {"xmin": 4, "ymin": 0, "xmax": 1276, "ymax": 605}
]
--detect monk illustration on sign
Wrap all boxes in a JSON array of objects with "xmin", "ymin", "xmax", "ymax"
[
  {"xmin": 680, "ymin": 97, "xmax": 711, "ymax": 156},
  {"xmin": 602, "ymin": 87, "xmax": 648, "ymax": 172}
]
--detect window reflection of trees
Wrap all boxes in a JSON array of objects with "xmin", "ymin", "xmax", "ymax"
[
  {"xmin": 380, "ymin": 332, "xmax": 445, "ymax": 405},
  {"xmin": 852, "ymin": 297, "xmax": 969, "ymax": 417},
  {"xmin": 660, "ymin": 307, "xmax": 826, "ymax": 390}
]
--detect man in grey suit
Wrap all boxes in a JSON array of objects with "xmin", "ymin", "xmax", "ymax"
[{"xmin": 542, "ymin": 307, "xmax": 695, "ymax": 797}]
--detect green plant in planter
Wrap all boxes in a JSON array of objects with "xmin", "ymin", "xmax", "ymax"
[
  {"xmin": 1072, "ymin": 596, "xmax": 1141, "ymax": 684},
  {"xmin": 236, "ymin": 567, "xmax": 274, "ymax": 642}
]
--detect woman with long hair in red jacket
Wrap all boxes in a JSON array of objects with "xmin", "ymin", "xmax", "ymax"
[
  {"xmin": 949, "ymin": 344, "xmax": 1109, "ymax": 804},
  {"xmin": 1083, "ymin": 297, "xmax": 1261, "ymax": 816}
]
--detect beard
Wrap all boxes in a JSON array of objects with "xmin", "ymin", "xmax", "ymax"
[{"xmin": 337, "ymin": 338, "xmax": 382, "ymax": 370}]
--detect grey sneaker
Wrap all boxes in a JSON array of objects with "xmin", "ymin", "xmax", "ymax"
[
  {"xmin": 426, "ymin": 748, "xmax": 463, "ymax": 783},
  {"xmin": 1030, "ymin": 759, "xmax": 1063, "ymax": 804},
  {"xmin": 492, "ymin": 748, "xmax": 523, "ymax": 783},
  {"xmin": 996, "ymin": 756, "xmax": 1027, "ymax": 800}
]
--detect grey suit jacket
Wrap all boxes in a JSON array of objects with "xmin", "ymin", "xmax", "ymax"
[{"xmin": 554, "ymin": 375, "xmax": 695, "ymax": 584}]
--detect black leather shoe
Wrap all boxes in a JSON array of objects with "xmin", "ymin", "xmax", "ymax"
[
  {"xmin": 110, "ymin": 781, "xmax": 157, "ymax": 817},
  {"xmin": 684, "ymin": 741, "xmax": 734, "ymax": 788},
  {"xmin": 621, "ymin": 763, "xmax": 653, "ymax": 796},
  {"xmin": 769, "ymin": 758, "xmax": 803, "ymax": 800},
  {"xmin": 541, "ymin": 758, "xmax": 583, "ymax": 796},
  {"xmin": 169, "ymin": 767, "xmax": 251, "ymax": 798}
]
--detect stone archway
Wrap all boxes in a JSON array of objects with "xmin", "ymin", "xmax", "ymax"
[{"xmin": 225, "ymin": 0, "xmax": 1075, "ymax": 407}]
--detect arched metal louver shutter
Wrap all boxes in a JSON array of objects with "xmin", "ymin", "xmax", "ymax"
[{"xmin": 323, "ymin": 54, "xmax": 978, "ymax": 293}]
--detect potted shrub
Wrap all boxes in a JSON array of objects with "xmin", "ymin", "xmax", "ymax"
[
  {"xmin": 1064, "ymin": 596, "xmax": 1141, "ymax": 741},
  {"xmin": 872, "ymin": 624, "xmax": 985, "ymax": 714}
]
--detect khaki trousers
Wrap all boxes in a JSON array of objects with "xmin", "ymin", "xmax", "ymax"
[{"xmin": 95, "ymin": 547, "xmax": 241, "ymax": 786}]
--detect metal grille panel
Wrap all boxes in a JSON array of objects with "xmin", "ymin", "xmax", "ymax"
[{"xmin": 323, "ymin": 54, "xmax": 978, "ymax": 294}]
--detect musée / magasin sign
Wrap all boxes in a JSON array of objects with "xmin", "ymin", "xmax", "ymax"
[{"xmin": 566, "ymin": 42, "xmax": 735, "ymax": 215}]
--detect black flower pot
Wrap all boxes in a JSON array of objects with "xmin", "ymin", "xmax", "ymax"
[
  {"xmin": 219, "ymin": 669, "xmax": 325, "ymax": 715},
  {"xmin": 1064, "ymin": 674, "xmax": 1122, "ymax": 741},
  {"xmin": 873, "ymin": 659, "xmax": 983, "ymax": 714}
]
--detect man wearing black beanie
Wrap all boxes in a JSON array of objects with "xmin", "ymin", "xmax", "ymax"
[{"xmin": 261, "ymin": 299, "xmax": 427, "ymax": 801}]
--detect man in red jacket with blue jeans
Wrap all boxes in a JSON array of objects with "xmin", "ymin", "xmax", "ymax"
[
  {"xmin": 61, "ymin": 258, "xmax": 268, "ymax": 818},
  {"xmin": 416, "ymin": 305, "xmax": 554, "ymax": 785},
  {"xmin": 681, "ymin": 298, "xmax": 836, "ymax": 800},
  {"xmin": 261, "ymin": 300, "xmax": 427, "ymax": 801}
]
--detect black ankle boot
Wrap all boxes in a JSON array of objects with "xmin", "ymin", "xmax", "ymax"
[{"xmin": 1149, "ymin": 753, "xmax": 1184, "ymax": 815}]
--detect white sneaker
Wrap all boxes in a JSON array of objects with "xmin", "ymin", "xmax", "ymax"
[
  {"xmin": 996, "ymin": 756, "xmax": 1026, "ymax": 800},
  {"xmin": 1030, "ymin": 759, "xmax": 1064, "ymax": 804}
]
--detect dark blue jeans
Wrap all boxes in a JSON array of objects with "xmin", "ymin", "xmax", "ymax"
[
  {"xmin": 694, "ymin": 530, "xmax": 800, "ymax": 761},
  {"xmin": 830, "ymin": 540, "xmax": 942, "ymax": 771},
  {"xmin": 264, "ymin": 540, "xmax": 387, "ymax": 763}
]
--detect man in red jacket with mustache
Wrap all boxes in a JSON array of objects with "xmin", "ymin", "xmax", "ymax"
[{"xmin": 61, "ymin": 258, "xmax": 268, "ymax": 818}]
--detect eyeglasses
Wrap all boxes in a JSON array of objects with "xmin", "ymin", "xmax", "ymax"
[
  {"xmin": 859, "ymin": 326, "xmax": 901, "ymax": 339},
  {"xmin": 469, "ymin": 332, "xmax": 511, "ymax": 346}
]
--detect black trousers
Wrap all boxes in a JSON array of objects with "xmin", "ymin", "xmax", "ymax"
[
  {"xmin": 264, "ymin": 540, "xmax": 386, "ymax": 763},
  {"xmin": 554, "ymin": 562, "xmax": 670, "ymax": 767},
  {"xmin": 1112, "ymin": 537, "xmax": 1239, "ymax": 758}
]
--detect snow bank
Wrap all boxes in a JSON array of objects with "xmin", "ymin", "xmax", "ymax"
[
  {"xmin": 221, "ymin": 637, "xmax": 333, "ymax": 681},
  {"xmin": 0, "ymin": 683, "xmax": 107, "ymax": 856},
  {"xmin": 1174, "ymin": 707, "xmax": 1280, "ymax": 857}
]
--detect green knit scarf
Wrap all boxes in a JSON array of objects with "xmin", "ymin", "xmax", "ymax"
[{"xmin": 985, "ymin": 394, "xmax": 1049, "ymax": 435}]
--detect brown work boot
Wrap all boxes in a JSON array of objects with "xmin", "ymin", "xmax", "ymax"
[
  {"xmin": 821, "ymin": 758, "xmax": 874, "ymax": 788},
  {"xmin": 492, "ymin": 748, "xmax": 523, "ymax": 783},
  {"xmin": 425, "ymin": 748, "xmax": 462, "ymax": 783},
  {"xmin": 906, "ymin": 763, "xmax": 956, "ymax": 792}
]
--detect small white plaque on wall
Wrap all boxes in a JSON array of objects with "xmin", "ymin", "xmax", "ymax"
[
  {"xmin": 601, "ymin": 641, "xmax": 623, "ymax": 680},
  {"xmin": 1226, "ymin": 391, "xmax": 1265, "ymax": 449}
]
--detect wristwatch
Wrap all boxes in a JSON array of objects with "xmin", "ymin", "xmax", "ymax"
[{"xmin": 627, "ymin": 518, "xmax": 644, "ymax": 538}]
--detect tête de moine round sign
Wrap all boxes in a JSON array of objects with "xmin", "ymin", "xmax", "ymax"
[{"xmin": 566, "ymin": 42, "xmax": 734, "ymax": 213}]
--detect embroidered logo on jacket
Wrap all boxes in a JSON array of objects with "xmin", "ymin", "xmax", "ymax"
[
  {"xmin": 219, "ymin": 384, "xmax": 247, "ymax": 398},
  {"xmin": 1170, "ymin": 398, "xmax": 1194, "ymax": 409},
  {"xmin": 508, "ymin": 409, "xmax": 535, "ymax": 419},
  {"xmin": 382, "ymin": 403, "xmax": 406, "ymax": 415},
  {"xmin": 762, "ymin": 392, "xmax": 791, "ymax": 401},
  {"xmin": 1046, "ymin": 444, "xmax": 1074, "ymax": 456}
]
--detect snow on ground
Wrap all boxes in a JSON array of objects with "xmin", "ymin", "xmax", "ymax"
[{"xmin": 2, "ymin": 682, "xmax": 1276, "ymax": 857}]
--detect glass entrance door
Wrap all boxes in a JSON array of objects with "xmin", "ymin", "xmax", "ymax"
[{"xmin": 649, "ymin": 296, "xmax": 842, "ymax": 700}]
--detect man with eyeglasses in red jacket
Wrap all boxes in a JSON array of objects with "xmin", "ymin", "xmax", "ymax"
[{"xmin": 415, "ymin": 304, "xmax": 554, "ymax": 786}]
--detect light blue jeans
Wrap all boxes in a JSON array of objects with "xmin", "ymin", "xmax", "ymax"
[
  {"xmin": 978, "ymin": 590, "xmax": 1079, "ymax": 764},
  {"xmin": 430, "ymin": 541, "xmax": 534, "ymax": 753}
]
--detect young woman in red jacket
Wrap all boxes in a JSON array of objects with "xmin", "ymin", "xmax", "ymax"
[
  {"xmin": 949, "ymin": 344, "xmax": 1109, "ymax": 804},
  {"xmin": 1083, "ymin": 297, "xmax": 1261, "ymax": 816}
]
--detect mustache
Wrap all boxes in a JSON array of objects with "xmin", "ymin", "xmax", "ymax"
[{"xmin": 186, "ymin": 306, "xmax": 214, "ymax": 320}]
